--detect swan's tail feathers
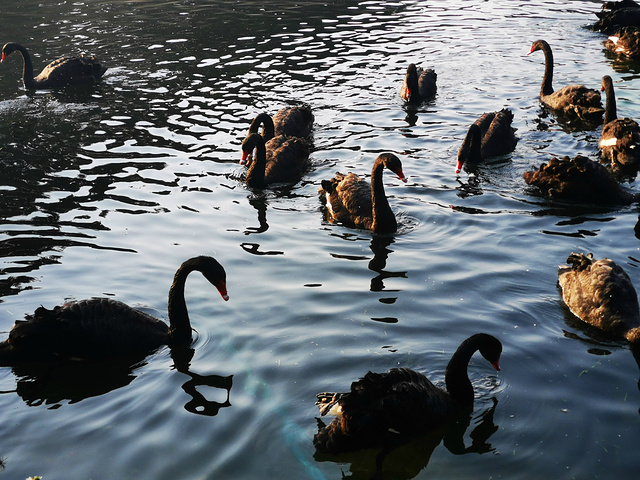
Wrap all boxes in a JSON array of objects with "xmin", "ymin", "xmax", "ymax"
[
  {"xmin": 315, "ymin": 392, "xmax": 344, "ymax": 416},
  {"xmin": 626, "ymin": 326, "xmax": 640, "ymax": 344}
]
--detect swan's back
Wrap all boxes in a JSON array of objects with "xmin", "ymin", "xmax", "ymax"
[
  {"xmin": 558, "ymin": 253, "xmax": 640, "ymax": 339},
  {"xmin": 263, "ymin": 137, "xmax": 311, "ymax": 184},
  {"xmin": 474, "ymin": 109, "xmax": 518, "ymax": 158},
  {"xmin": 600, "ymin": 117, "xmax": 640, "ymax": 168},
  {"xmin": 319, "ymin": 172, "xmax": 374, "ymax": 229},
  {"xmin": 603, "ymin": 26, "xmax": 640, "ymax": 57},
  {"xmin": 542, "ymin": 84, "xmax": 604, "ymax": 121},
  {"xmin": 417, "ymin": 68, "xmax": 437, "ymax": 99},
  {"xmin": 34, "ymin": 54, "xmax": 106, "ymax": 88},
  {"xmin": 2, "ymin": 298, "xmax": 168, "ymax": 362},
  {"xmin": 313, "ymin": 367, "xmax": 456, "ymax": 453},
  {"xmin": 523, "ymin": 155, "xmax": 633, "ymax": 204},
  {"xmin": 272, "ymin": 105, "xmax": 314, "ymax": 138},
  {"xmin": 594, "ymin": 7, "xmax": 640, "ymax": 33}
]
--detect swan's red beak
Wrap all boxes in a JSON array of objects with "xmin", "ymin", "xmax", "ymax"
[
  {"xmin": 491, "ymin": 360, "xmax": 500, "ymax": 372},
  {"xmin": 240, "ymin": 150, "xmax": 253, "ymax": 166},
  {"xmin": 455, "ymin": 160, "xmax": 463, "ymax": 174},
  {"xmin": 397, "ymin": 170, "xmax": 408, "ymax": 183},
  {"xmin": 216, "ymin": 281, "xmax": 229, "ymax": 301},
  {"xmin": 527, "ymin": 45, "xmax": 535, "ymax": 55},
  {"xmin": 0, "ymin": 53, "xmax": 6, "ymax": 63},
  {"xmin": 600, "ymin": 85, "xmax": 605, "ymax": 92}
]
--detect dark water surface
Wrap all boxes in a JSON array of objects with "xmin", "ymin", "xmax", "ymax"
[{"xmin": 1, "ymin": 0, "xmax": 640, "ymax": 478}]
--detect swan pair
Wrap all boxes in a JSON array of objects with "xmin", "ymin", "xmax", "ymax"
[{"xmin": 241, "ymin": 107, "xmax": 409, "ymax": 234}]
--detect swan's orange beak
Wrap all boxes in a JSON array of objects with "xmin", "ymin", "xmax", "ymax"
[{"xmin": 491, "ymin": 360, "xmax": 500, "ymax": 372}]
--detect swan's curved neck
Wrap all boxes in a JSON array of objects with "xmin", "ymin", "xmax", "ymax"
[
  {"xmin": 246, "ymin": 138, "xmax": 267, "ymax": 188},
  {"xmin": 371, "ymin": 159, "xmax": 396, "ymax": 233},
  {"xmin": 444, "ymin": 337, "xmax": 480, "ymax": 406},
  {"xmin": 407, "ymin": 68, "xmax": 419, "ymax": 101},
  {"xmin": 167, "ymin": 263, "xmax": 198, "ymax": 344},
  {"xmin": 603, "ymin": 82, "xmax": 618, "ymax": 125},
  {"xmin": 249, "ymin": 113, "xmax": 275, "ymax": 141},
  {"xmin": 539, "ymin": 43, "xmax": 554, "ymax": 97},
  {"xmin": 11, "ymin": 44, "xmax": 36, "ymax": 89},
  {"xmin": 458, "ymin": 126, "xmax": 482, "ymax": 170}
]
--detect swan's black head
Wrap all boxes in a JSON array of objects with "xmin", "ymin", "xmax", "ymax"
[
  {"xmin": 182, "ymin": 255, "xmax": 229, "ymax": 301},
  {"xmin": 241, "ymin": 133, "xmax": 266, "ymax": 165},
  {"xmin": 379, "ymin": 153, "xmax": 407, "ymax": 183},
  {"xmin": 601, "ymin": 75, "xmax": 613, "ymax": 93},
  {"xmin": 528, "ymin": 39, "xmax": 549, "ymax": 55},
  {"xmin": 1, "ymin": 43, "xmax": 19, "ymax": 62},
  {"xmin": 476, "ymin": 334, "xmax": 502, "ymax": 372}
]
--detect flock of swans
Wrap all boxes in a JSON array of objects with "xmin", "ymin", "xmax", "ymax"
[{"xmin": 2, "ymin": 0, "xmax": 640, "ymax": 457}]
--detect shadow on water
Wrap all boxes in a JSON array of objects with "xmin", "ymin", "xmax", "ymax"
[{"xmin": 313, "ymin": 399, "xmax": 499, "ymax": 480}]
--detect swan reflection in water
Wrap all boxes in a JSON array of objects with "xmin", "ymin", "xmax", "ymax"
[
  {"xmin": 0, "ymin": 354, "xmax": 144, "ymax": 408},
  {"xmin": 171, "ymin": 345, "xmax": 233, "ymax": 417},
  {"xmin": 368, "ymin": 235, "xmax": 407, "ymax": 295},
  {"xmin": 0, "ymin": 345, "xmax": 233, "ymax": 416},
  {"xmin": 314, "ymin": 399, "xmax": 500, "ymax": 480}
]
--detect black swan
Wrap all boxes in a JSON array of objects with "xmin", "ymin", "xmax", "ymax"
[
  {"xmin": 558, "ymin": 253, "xmax": 640, "ymax": 345},
  {"xmin": 241, "ymin": 133, "xmax": 310, "ymax": 188},
  {"xmin": 593, "ymin": 1, "xmax": 640, "ymax": 33},
  {"xmin": 528, "ymin": 40, "xmax": 604, "ymax": 122},
  {"xmin": 246, "ymin": 105, "xmax": 314, "ymax": 141},
  {"xmin": 523, "ymin": 155, "xmax": 637, "ymax": 204},
  {"xmin": 455, "ymin": 109, "xmax": 518, "ymax": 173},
  {"xmin": 1, "ymin": 42, "xmax": 106, "ymax": 90},
  {"xmin": 603, "ymin": 26, "xmax": 640, "ymax": 58},
  {"xmin": 313, "ymin": 333, "xmax": 502, "ymax": 454},
  {"xmin": 599, "ymin": 75, "xmax": 640, "ymax": 170},
  {"xmin": 400, "ymin": 64, "xmax": 437, "ymax": 102},
  {"xmin": 0, "ymin": 256, "xmax": 228, "ymax": 363},
  {"xmin": 319, "ymin": 153, "xmax": 407, "ymax": 234}
]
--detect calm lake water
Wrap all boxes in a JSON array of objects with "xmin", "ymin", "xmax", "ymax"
[{"xmin": 1, "ymin": 0, "xmax": 639, "ymax": 478}]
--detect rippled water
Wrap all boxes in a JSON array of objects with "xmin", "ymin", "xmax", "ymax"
[{"xmin": 1, "ymin": 0, "xmax": 640, "ymax": 478}]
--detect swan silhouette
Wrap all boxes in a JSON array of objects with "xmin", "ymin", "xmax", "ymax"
[
  {"xmin": 0, "ymin": 256, "xmax": 228, "ymax": 363},
  {"xmin": 313, "ymin": 333, "xmax": 502, "ymax": 453},
  {"xmin": 1, "ymin": 42, "xmax": 106, "ymax": 90}
]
